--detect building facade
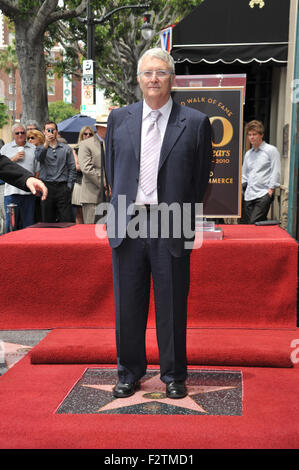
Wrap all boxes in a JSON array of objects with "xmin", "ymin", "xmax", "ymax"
[{"xmin": 171, "ymin": 0, "xmax": 299, "ymax": 240}]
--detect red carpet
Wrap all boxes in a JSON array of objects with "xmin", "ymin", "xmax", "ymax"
[
  {"xmin": 0, "ymin": 224, "xmax": 298, "ymax": 449},
  {"xmin": 0, "ymin": 224, "xmax": 297, "ymax": 329},
  {"xmin": 0, "ymin": 355, "xmax": 298, "ymax": 449},
  {"xmin": 30, "ymin": 328, "xmax": 297, "ymax": 368}
]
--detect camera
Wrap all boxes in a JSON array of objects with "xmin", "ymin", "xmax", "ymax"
[{"xmin": 47, "ymin": 129, "xmax": 54, "ymax": 134}]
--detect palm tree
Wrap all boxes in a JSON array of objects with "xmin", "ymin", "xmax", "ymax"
[{"xmin": 0, "ymin": 40, "xmax": 18, "ymax": 124}]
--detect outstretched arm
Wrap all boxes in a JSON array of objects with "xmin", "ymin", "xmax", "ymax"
[
  {"xmin": 25, "ymin": 177, "xmax": 48, "ymax": 200},
  {"xmin": 0, "ymin": 153, "xmax": 47, "ymax": 199}
]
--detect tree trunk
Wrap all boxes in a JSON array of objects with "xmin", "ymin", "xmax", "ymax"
[{"xmin": 14, "ymin": 20, "xmax": 48, "ymax": 128}]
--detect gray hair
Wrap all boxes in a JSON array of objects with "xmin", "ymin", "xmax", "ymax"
[
  {"xmin": 137, "ymin": 48, "xmax": 175, "ymax": 75},
  {"xmin": 12, "ymin": 123, "xmax": 25, "ymax": 134},
  {"xmin": 26, "ymin": 120, "xmax": 40, "ymax": 130}
]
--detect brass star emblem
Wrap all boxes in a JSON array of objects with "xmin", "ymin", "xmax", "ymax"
[{"xmin": 249, "ymin": 0, "xmax": 265, "ymax": 8}]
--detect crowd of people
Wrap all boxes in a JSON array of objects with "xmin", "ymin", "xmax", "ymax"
[
  {"xmin": 0, "ymin": 114, "xmax": 109, "ymax": 234},
  {"xmin": 0, "ymin": 111, "xmax": 281, "ymax": 237}
]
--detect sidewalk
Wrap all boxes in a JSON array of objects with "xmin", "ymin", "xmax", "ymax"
[{"xmin": 0, "ymin": 329, "xmax": 49, "ymax": 376}]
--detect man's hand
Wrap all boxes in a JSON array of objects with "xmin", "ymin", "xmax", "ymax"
[
  {"xmin": 26, "ymin": 177, "xmax": 48, "ymax": 200},
  {"xmin": 44, "ymin": 130, "xmax": 55, "ymax": 147},
  {"xmin": 105, "ymin": 185, "xmax": 112, "ymax": 199},
  {"xmin": 267, "ymin": 188, "xmax": 274, "ymax": 197},
  {"xmin": 12, "ymin": 151, "xmax": 25, "ymax": 162}
]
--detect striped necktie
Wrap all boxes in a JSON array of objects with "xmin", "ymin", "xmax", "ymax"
[{"xmin": 140, "ymin": 110, "xmax": 161, "ymax": 196}]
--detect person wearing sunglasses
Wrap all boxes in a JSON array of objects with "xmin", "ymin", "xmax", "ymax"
[
  {"xmin": 35, "ymin": 121, "xmax": 76, "ymax": 224},
  {"xmin": 27, "ymin": 130, "xmax": 45, "ymax": 147},
  {"xmin": 1, "ymin": 123, "xmax": 40, "ymax": 232},
  {"xmin": 71, "ymin": 126, "xmax": 95, "ymax": 224},
  {"xmin": 26, "ymin": 130, "xmax": 46, "ymax": 223},
  {"xmin": 105, "ymin": 48, "xmax": 212, "ymax": 400},
  {"xmin": 78, "ymin": 115, "xmax": 109, "ymax": 224}
]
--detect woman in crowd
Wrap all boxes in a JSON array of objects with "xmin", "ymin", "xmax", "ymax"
[
  {"xmin": 27, "ymin": 129, "xmax": 45, "ymax": 148},
  {"xmin": 71, "ymin": 125, "xmax": 95, "ymax": 224},
  {"xmin": 26, "ymin": 129, "xmax": 45, "ymax": 223}
]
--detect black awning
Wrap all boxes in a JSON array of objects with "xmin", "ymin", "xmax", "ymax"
[{"xmin": 172, "ymin": 0, "xmax": 290, "ymax": 65}]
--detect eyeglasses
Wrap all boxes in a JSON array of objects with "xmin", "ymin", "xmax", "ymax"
[
  {"xmin": 46, "ymin": 128, "xmax": 55, "ymax": 133},
  {"xmin": 138, "ymin": 70, "xmax": 173, "ymax": 79},
  {"xmin": 28, "ymin": 136, "xmax": 35, "ymax": 141},
  {"xmin": 83, "ymin": 132, "xmax": 93, "ymax": 137},
  {"xmin": 15, "ymin": 131, "xmax": 25, "ymax": 135}
]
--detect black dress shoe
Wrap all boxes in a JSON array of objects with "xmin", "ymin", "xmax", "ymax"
[
  {"xmin": 166, "ymin": 381, "xmax": 187, "ymax": 399},
  {"xmin": 113, "ymin": 381, "xmax": 140, "ymax": 398}
]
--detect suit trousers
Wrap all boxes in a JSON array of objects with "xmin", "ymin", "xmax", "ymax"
[{"xmin": 112, "ymin": 210, "xmax": 190, "ymax": 385}]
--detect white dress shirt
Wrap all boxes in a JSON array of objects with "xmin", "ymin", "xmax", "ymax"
[
  {"xmin": 242, "ymin": 141, "xmax": 281, "ymax": 201},
  {"xmin": 135, "ymin": 97, "xmax": 173, "ymax": 205},
  {"xmin": 2, "ymin": 141, "xmax": 39, "ymax": 196}
]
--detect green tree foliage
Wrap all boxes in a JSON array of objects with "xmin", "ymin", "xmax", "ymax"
[
  {"xmin": 0, "ymin": 0, "xmax": 201, "ymax": 121},
  {"xmin": 55, "ymin": 0, "xmax": 201, "ymax": 105},
  {"xmin": 0, "ymin": 34, "xmax": 18, "ymax": 123},
  {"xmin": 0, "ymin": 40, "xmax": 18, "ymax": 75},
  {"xmin": 48, "ymin": 100, "xmax": 78, "ymax": 124},
  {"xmin": 0, "ymin": 0, "xmax": 88, "ymax": 126},
  {"xmin": 0, "ymin": 102, "xmax": 9, "ymax": 128}
]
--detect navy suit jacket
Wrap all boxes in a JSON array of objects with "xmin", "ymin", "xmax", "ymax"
[{"xmin": 105, "ymin": 100, "xmax": 212, "ymax": 257}]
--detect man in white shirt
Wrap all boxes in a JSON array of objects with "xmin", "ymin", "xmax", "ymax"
[
  {"xmin": 2, "ymin": 124, "xmax": 39, "ymax": 232},
  {"xmin": 242, "ymin": 120, "xmax": 281, "ymax": 224}
]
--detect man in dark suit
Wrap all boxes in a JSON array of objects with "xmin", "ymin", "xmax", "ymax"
[
  {"xmin": 105, "ymin": 48, "xmax": 212, "ymax": 399},
  {"xmin": 0, "ymin": 153, "xmax": 47, "ymax": 199}
]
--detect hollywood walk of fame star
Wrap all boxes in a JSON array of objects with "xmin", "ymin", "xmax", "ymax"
[
  {"xmin": 82, "ymin": 373, "xmax": 238, "ymax": 414},
  {"xmin": 0, "ymin": 341, "xmax": 32, "ymax": 369}
]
